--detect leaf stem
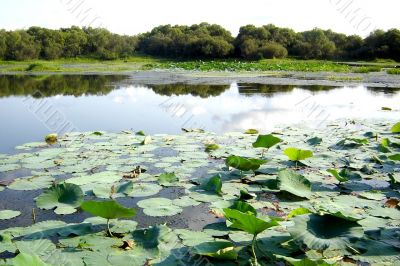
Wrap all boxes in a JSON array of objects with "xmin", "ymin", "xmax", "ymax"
[
  {"xmin": 251, "ymin": 234, "xmax": 258, "ymax": 266},
  {"xmin": 106, "ymin": 219, "xmax": 113, "ymax": 237}
]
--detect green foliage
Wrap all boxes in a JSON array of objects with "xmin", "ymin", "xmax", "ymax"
[
  {"xmin": 225, "ymin": 155, "xmax": 267, "ymax": 171},
  {"xmin": 201, "ymin": 174, "xmax": 223, "ymax": 196},
  {"xmin": 158, "ymin": 172, "xmax": 179, "ymax": 186},
  {"xmin": 288, "ymin": 214, "xmax": 364, "ymax": 251},
  {"xmin": 284, "ymin": 147, "xmax": 313, "ymax": 161},
  {"xmin": 1, "ymin": 24, "xmax": 399, "ymax": 62},
  {"xmin": 13, "ymin": 253, "xmax": 49, "ymax": 266},
  {"xmin": 244, "ymin": 129, "xmax": 259, "ymax": 134},
  {"xmin": 252, "ymin": 134, "xmax": 282, "ymax": 149},
  {"xmin": 327, "ymin": 168, "xmax": 362, "ymax": 183},
  {"xmin": 204, "ymin": 143, "xmax": 220, "ymax": 152},
  {"xmin": 80, "ymin": 200, "xmax": 136, "ymax": 220},
  {"xmin": 387, "ymin": 68, "xmax": 400, "ymax": 75},
  {"xmin": 193, "ymin": 241, "xmax": 238, "ymax": 260},
  {"xmin": 391, "ymin": 122, "xmax": 400, "ymax": 133},
  {"xmin": 352, "ymin": 66, "xmax": 382, "ymax": 73},
  {"xmin": 277, "ymin": 169, "xmax": 312, "ymax": 198},
  {"xmin": 36, "ymin": 183, "xmax": 84, "ymax": 215},
  {"xmin": 223, "ymin": 208, "xmax": 280, "ymax": 236}
]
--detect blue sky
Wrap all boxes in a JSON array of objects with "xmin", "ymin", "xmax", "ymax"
[{"xmin": 0, "ymin": 0, "xmax": 399, "ymax": 36}]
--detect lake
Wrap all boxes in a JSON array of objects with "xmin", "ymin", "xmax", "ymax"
[{"xmin": 0, "ymin": 75, "xmax": 399, "ymax": 154}]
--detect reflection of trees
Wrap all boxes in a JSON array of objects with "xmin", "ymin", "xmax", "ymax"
[
  {"xmin": 0, "ymin": 75, "xmax": 128, "ymax": 98},
  {"xmin": 238, "ymin": 83, "xmax": 295, "ymax": 96},
  {"xmin": 366, "ymin": 87, "xmax": 400, "ymax": 95},
  {"xmin": 237, "ymin": 83, "xmax": 339, "ymax": 96},
  {"xmin": 147, "ymin": 84, "xmax": 230, "ymax": 98}
]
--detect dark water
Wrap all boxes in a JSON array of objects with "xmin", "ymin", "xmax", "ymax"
[{"xmin": 0, "ymin": 75, "xmax": 399, "ymax": 153}]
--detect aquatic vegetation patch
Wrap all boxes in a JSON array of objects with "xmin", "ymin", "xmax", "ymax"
[{"xmin": 0, "ymin": 119, "xmax": 399, "ymax": 265}]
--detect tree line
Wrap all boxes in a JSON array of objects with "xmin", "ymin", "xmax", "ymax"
[{"xmin": 0, "ymin": 23, "xmax": 399, "ymax": 61}]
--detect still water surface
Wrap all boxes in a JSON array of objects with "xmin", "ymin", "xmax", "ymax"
[{"xmin": 0, "ymin": 75, "xmax": 399, "ymax": 153}]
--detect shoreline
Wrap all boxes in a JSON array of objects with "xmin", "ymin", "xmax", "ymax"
[{"xmin": 2, "ymin": 69, "xmax": 399, "ymax": 88}]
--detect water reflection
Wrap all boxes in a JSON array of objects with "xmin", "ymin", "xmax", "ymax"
[
  {"xmin": 0, "ymin": 75, "xmax": 127, "ymax": 98},
  {"xmin": 0, "ymin": 75, "xmax": 399, "ymax": 153}
]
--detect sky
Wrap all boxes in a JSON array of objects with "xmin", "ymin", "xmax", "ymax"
[{"xmin": 0, "ymin": 0, "xmax": 399, "ymax": 37}]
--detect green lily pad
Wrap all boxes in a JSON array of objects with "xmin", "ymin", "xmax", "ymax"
[
  {"xmin": 36, "ymin": 183, "xmax": 84, "ymax": 215},
  {"xmin": 66, "ymin": 171, "xmax": 122, "ymax": 186},
  {"xmin": 391, "ymin": 122, "xmax": 400, "ymax": 133},
  {"xmin": 307, "ymin": 137, "xmax": 323, "ymax": 146},
  {"xmin": 388, "ymin": 154, "xmax": 400, "ymax": 161},
  {"xmin": 0, "ymin": 163, "xmax": 20, "ymax": 172},
  {"xmin": 223, "ymin": 208, "xmax": 281, "ymax": 235},
  {"xmin": 137, "ymin": 197, "xmax": 183, "ymax": 217},
  {"xmin": 92, "ymin": 181, "xmax": 133, "ymax": 199},
  {"xmin": 13, "ymin": 253, "xmax": 49, "ymax": 266},
  {"xmin": 0, "ymin": 210, "xmax": 21, "ymax": 220},
  {"xmin": 205, "ymin": 144, "xmax": 220, "ymax": 152},
  {"xmin": 8, "ymin": 175, "xmax": 54, "ymax": 191},
  {"xmin": 81, "ymin": 200, "xmax": 136, "ymax": 219},
  {"xmin": 288, "ymin": 213, "xmax": 364, "ymax": 251},
  {"xmin": 225, "ymin": 155, "xmax": 266, "ymax": 171},
  {"xmin": 193, "ymin": 241, "xmax": 238, "ymax": 260},
  {"xmin": 127, "ymin": 183, "xmax": 162, "ymax": 197},
  {"xmin": 158, "ymin": 172, "xmax": 179, "ymax": 186},
  {"xmin": 252, "ymin": 134, "xmax": 282, "ymax": 149},
  {"xmin": 277, "ymin": 169, "xmax": 312, "ymax": 199},
  {"xmin": 284, "ymin": 147, "xmax": 313, "ymax": 161},
  {"xmin": 201, "ymin": 174, "xmax": 223, "ymax": 196},
  {"xmin": 327, "ymin": 168, "xmax": 362, "ymax": 183}
]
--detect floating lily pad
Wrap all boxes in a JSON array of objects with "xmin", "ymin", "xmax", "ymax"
[
  {"xmin": 36, "ymin": 183, "xmax": 84, "ymax": 215},
  {"xmin": 288, "ymin": 214, "xmax": 364, "ymax": 251},
  {"xmin": 158, "ymin": 172, "xmax": 179, "ymax": 186},
  {"xmin": 277, "ymin": 169, "xmax": 312, "ymax": 199},
  {"xmin": 92, "ymin": 181, "xmax": 133, "ymax": 198},
  {"xmin": 0, "ymin": 163, "xmax": 20, "ymax": 172},
  {"xmin": 0, "ymin": 210, "xmax": 21, "ymax": 220},
  {"xmin": 137, "ymin": 197, "xmax": 183, "ymax": 217},
  {"xmin": 193, "ymin": 241, "xmax": 238, "ymax": 260},
  {"xmin": 127, "ymin": 183, "xmax": 162, "ymax": 197},
  {"xmin": 8, "ymin": 175, "xmax": 54, "ymax": 191},
  {"xmin": 66, "ymin": 171, "xmax": 122, "ymax": 186}
]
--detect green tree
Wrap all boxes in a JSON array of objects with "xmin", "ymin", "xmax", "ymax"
[
  {"xmin": 5, "ymin": 30, "xmax": 40, "ymax": 60},
  {"xmin": 0, "ymin": 30, "xmax": 7, "ymax": 60}
]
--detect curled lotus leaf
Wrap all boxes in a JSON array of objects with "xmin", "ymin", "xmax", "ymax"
[{"xmin": 288, "ymin": 213, "xmax": 364, "ymax": 251}]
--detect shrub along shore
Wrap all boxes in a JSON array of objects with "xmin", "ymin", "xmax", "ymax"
[{"xmin": 0, "ymin": 23, "xmax": 400, "ymax": 62}]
